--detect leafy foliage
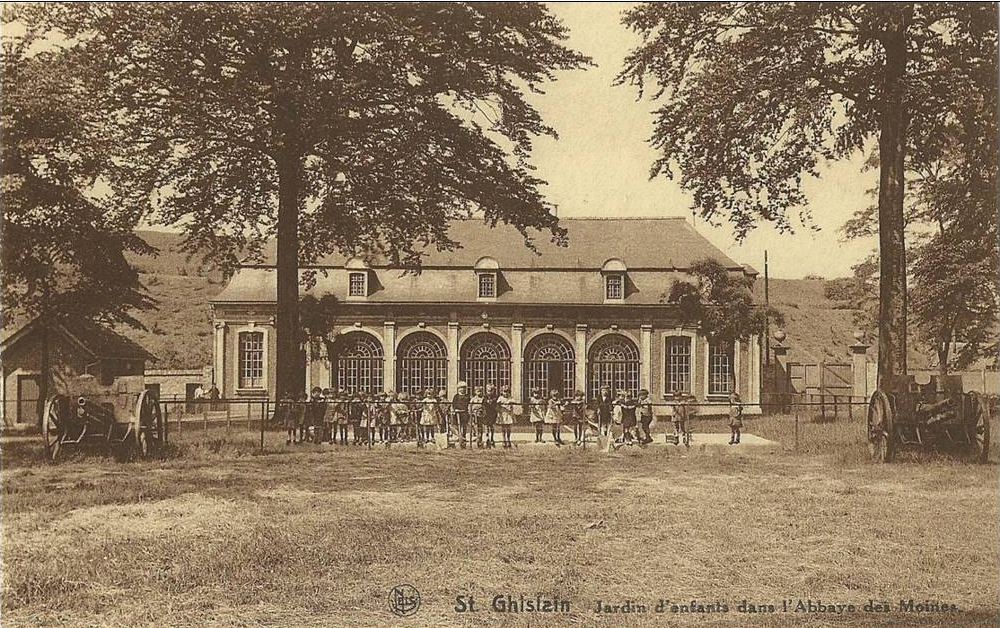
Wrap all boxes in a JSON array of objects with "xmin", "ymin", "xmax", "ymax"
[
  {"xmin": 26, "ymin": 3, "xmax": 590, "ymax": 270},
  {"xmin": 1, "ymin": 18, "xmax": 154, "ymax": 329},
  {"xmin": 835, "ymin": 9, "xmax": 999, "ymax": 372},
  {"xmin": 665, "ymin": 259, "xmax": 782, "ymax": 344},
  {"xmin": 619, "ymin": 3, "xmax": 997, "ymax": 380},
  {"xmin": 21, "ymin": 3, "xmax": 589, "ymax": 396},
  {"xmin": 618, "ymin": 2, "xmax": 995, "ymax": 238}
]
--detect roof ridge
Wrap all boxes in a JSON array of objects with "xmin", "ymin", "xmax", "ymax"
[{"xmin": 531, "ymin": 216, "xmax": 689, "ymax": 221}]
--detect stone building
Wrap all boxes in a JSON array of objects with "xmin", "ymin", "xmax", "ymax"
[{"xmin": 210, "ymin": 218, "xmax": 763, "ymax": 415}]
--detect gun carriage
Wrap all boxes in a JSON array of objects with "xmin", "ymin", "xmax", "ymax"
[
  {"xmin": 867, "ymin": 374, "xmax": 990, "ymax": 463},
  {"xmin": 42, "ymin": 374, "xmax": 164, "ymax": 462}
]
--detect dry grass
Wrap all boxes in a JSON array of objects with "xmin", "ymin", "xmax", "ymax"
[{"xmin": 2, "ymin": 417, "xmax": 998, "ymax": 627}]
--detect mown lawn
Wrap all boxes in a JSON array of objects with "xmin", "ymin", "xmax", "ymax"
[{"xmin": 2, "ymin": 416, "xmax": 997, "ymax": 627}]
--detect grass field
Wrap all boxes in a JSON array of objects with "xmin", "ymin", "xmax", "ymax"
[{"xmin": 2, "ymin": 416, "xmax": 998, "ymax": 627}]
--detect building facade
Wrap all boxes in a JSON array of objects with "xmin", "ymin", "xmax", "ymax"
[{"xmin": 210, "ymin": 218, "xmax": 763, "ymax": 415}]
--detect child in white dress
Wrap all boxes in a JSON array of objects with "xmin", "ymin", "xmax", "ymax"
[{"xmin": 497, "ymin": 386, "xmax": 515, "ymax": 449}]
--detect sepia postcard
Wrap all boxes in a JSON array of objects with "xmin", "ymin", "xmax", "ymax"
[{"xmin": 1, "ymin": 3, "xmax": 997, "ymax": 626}]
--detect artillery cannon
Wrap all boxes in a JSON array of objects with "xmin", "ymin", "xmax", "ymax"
[
  {"xmin": 867, "ymin": 374, "xmax": 991, "ymax": 463},
  {"xmin": 42, "ymin": 374, "xmax": 164, "ymax": 462}
]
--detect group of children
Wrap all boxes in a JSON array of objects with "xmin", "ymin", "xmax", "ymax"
[{"xmin": 277, "ymin": 384, "xmax": 745, "ymax": 447}]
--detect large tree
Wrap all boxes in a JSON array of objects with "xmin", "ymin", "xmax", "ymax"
[
  {"xmin": 619, "ymin": 3, "xmax": 997, "ymax": 387},
  {"xmin": 26, "ymin": 3, "xmax": 588, "ymax": 400},
  {"xmin": 2, "ymin": 16, "xmax": 154, "ymax": 410}
]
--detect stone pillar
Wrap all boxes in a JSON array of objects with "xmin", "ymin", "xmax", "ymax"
[
  {"xmin": 447, "ymin": 322, "xmax": 460, "ymax": 394},
  {"xmin": 213, "ymin": 321, "xmax": 225, "ymax": 394},
  {"xmin": 383, "ymin": 322, "xmax": 396, "ymax": 392},
  {"xmin": 733, "ymin": 339, "xmax": 742, "ymax": 396},
  {"xmin": 850, "ymin": 343, "xmax": 870, "ymax": 400},
  {"xmin": 317, "ymin": 340, "xmax": 331, "ymax": 390},
  {"xmin": 640, "ymin": 324, "xmax": 653, "ymax": 393},
  {"xmin": 304, "ymin": 340, "xmax": 313, "ymax": 392},
  {"xmin": 748, "ymin": 335, "xmax": 761, "ymax": 404},
  {"xmin": 511, "ymin": 323, "xmax": 524, "ymax": 402},
  {"xmin": 575, "ymin": 324, "xmax": 588, "ymax": 395},
  {"xmin": 772, "ymin": 338, "xmax": 789, "ymax": 394}
]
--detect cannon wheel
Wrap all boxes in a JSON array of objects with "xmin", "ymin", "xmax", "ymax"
[
  {"xmin": 42, "ymin": 395, "xmax": 67, "ymax": 462},
  {"xmin": 966, "ymin": 392, "xmax": 991, "ymax": 464},
  {"xmin": 867, "ymin": 390, "xmax": 896, "ymax": 463},
  {"xmin": 134, "ymin": 389, "xmax": 164, "ymax": 458}
]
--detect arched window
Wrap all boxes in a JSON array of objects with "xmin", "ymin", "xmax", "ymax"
[
  {"xmin": 460, "ymin": 333, "xmax": 511, "ymax": 393},
  {"xmin": 523, "ymin": 334, "xmax": 575, "ymax": 399},
  {"xmin": 588, "ymin": 334, "xmax": 640, "ymax": 398},
  {"xmin": 330, "ymin": 332, "xmax": 383, "ymax": 394},
  {"xmin": 396, "ymin": 332, "xmax": 448, "ymax": 395}
]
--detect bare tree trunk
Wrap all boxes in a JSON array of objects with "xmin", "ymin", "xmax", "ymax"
[
  {"xmin": 275, "ymin": 155, "xmax": 303, "ymax": 402},
  {"xmin": 39, "ymin": 310, "xmax": 49, "ymax": 431},
  {"xmin": 876, "ymin": 6, "xmax": 911, "ymax": 390}
]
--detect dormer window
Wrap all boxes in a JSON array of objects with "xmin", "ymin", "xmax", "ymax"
[
  {"xmin": 601, "ymin": 258, "xmax": 628, "ymax": 302},
  {"xmin": 345, "ymin": 257, "xmax": 372, "ymax": 299},
  {"xmin": 349, "ymin": 272, "xmax": 367, "ymax": 297},
  {"xmin": 478, "ymin": 272, "xmax": 496, "ymax": 298},
  {"xmin": 605, "ymin": 274, "xmax": 623, "ymax": 300},
  {"xmin": 474, "ymin": 256, "xmax": 500, "ymax": 301}
]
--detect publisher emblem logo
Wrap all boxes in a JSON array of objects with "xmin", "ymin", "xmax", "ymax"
[{"xmin": 388, "ymin": 584, "xmax": 421, "ymax": 617}]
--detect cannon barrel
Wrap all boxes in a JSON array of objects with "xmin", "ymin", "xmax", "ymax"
[{"xmin": 76, "ymin": 397, "xmax": 116, "ymax": 429}]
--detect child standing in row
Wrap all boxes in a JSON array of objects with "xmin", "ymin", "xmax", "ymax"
[
  {"xmin": 389, "ymin": 392, "xmax": 408, "ymax": 444},
  {"xmin": 321, "ymin": 388, "xmax": 337, "ymax": 444},
  {"xmin": 671, "ymin": 390, "xmax": 689, "ymax": 445},
  {"xmin": 418, "ymin": 387, "xmax": 437, "ymax": 447},
  {"xmin": 728, "ymin": 391, "xmax": 743, "ymax": 445},
  {"xmin": 637, "ymin": 389, "xmax": 654, "ymax": 445},
  {"xmin": 544, "ymin": 389, "xmax": 566, "ymax": 446},
  {"xmin": 618, "ymin": 390, "xmax": 638, "ymax": 444},
  {"xmin": 482, "ymin": 384, "xmax": 498, "ymax": 448},
  {"xmin": 452, "ymin": 382, "xmax": 471, "ymax": 448},
  {"xmin": 437, "ymin": 388, "xmax": 449, "ymax": 443},
  {"xmin": 470, "ymin": 386, "xmax": 485, "ymax": 447},
  {"xmin": 528, "ymin": 388, "xmax": 546, "ymax": 443},
  {"xmin": 497, "ymin": 386, "xmax": 515, "ymax": 448},
  {"xmin": 570, "ymin": 391, "xmax": 587, "ymax": 445}
]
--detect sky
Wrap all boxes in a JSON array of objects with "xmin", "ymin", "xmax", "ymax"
[{"xmin": 526, "ymin": 3, "xmax": 879, "ymax": 279}]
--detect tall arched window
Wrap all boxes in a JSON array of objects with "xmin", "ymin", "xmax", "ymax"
[
  {"xmin": 330, "ymin": 332, "xmax": 383, "ymax": 394},
  {"xmin": 523, "ymin": 334, "xmax": 575, "ymax": 399},
  {"xmin": 460, "ymin": 333, "xmax": 511, "ymax": 393},
  {"xmin": 396, "ymin": 332, "xmax": 448, "ymax": 395},
  {"xmin": 588, "ymin": 334, "xmax": 640, "ymax": 398}
]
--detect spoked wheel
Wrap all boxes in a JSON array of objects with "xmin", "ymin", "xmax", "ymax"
[
  {"xmin": 966, "ymin": 392, "xmax": 991, "ymax": 464},
  {"xmin": 42, "ymin": 395, "xmax": 67, "ymax": 462},
  {"xmin": 134, "ymin": 389, "xmax": 164, "ymax": 458},
  {"xmin": 867, "ymin": 390, "xmax": 896, "ymax": 463}
]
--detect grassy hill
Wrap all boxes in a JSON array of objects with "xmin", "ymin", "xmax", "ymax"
[
  {"xmin": 766, "ymin": 278, "xmax": 863, "ymax": 365},
  {"xmin": 124, "ymin": 231, "xmax": 874, "ymax": 369},
  {"xmin": 123, "ymin": 231, "xmax": 226, "ymax": 369}
]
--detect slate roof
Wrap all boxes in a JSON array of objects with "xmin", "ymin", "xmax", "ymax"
[
  {"xmin": 214, "ymin": 217, "xmax": 751, "ymax": 306},
  {"xmin": 248, "ymin": 217, "xmax": 740, "ymax": 269}
]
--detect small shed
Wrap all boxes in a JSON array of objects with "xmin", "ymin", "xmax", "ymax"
[{"xmin": 0, "ymin": 317, "xmax": 156, "ymax": 431}]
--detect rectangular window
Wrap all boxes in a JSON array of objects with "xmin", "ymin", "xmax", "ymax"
[
  {"xmin": 348, "ymin": 272, "xmax": 367, "ymax": 297},
  {"xmin": 478, "ymin": 272, "xmax": 496, "ymax": 298},
  {"xmin": 239, "ymin": 331, "xmax": 265, "ymax": 389},
  {"xmin": 605, "ymin": 274, "xmax": 623, "ymax": 300},
  {"xmin": 708, "ymin": 342, "xmax": 733, "ymax": 395},
  {"xmin": 666, "ymin": 336, "xmax": 691, "ymax": 394}
]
